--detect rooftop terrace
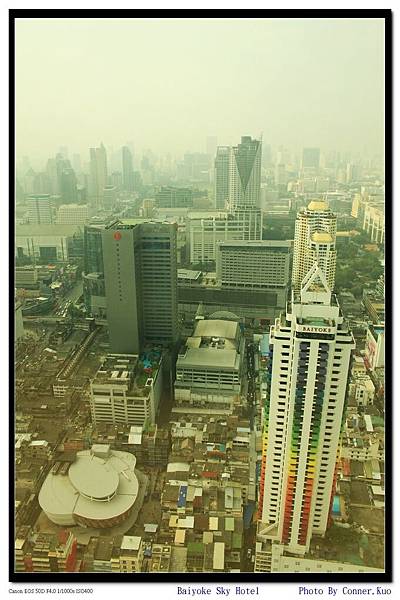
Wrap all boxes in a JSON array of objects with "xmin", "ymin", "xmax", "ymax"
[{"xmin": 92, "ymin": 350, "xmax": 162, "ymax": 395}]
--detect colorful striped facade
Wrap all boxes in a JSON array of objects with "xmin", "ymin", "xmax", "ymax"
[{"xmin": 258, "ymin": 271, "xmax": 354, "ymax": 555}]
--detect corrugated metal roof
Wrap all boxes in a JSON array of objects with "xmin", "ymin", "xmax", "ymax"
[
  {"xmin": 213, "ymin": 542, "xmax": 225, "ymax": 570},
  {"xmin": 209, "ymin": 517, "xmax": 219, "ymax": 531},
  {"xmin": 177, "ymin": 485, "xmax": 188, "ymax": 508}
]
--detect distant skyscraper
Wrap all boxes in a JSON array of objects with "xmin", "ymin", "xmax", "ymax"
[
  {"xmin": 257, "ymin": 265, "xmax": 354, "ymax": 559},
  {"xmin": 102, "ymin": 221, "xmax": 178, "ymax": 354},
  {"xmin": 275, "ymin": 163, "xmax": 288, "ymax": 187},
  {"xmin": 206, "ymin": 135, "xmax": 218, "ymax": 159},
  {"xmin": 27, "ymin": 194, "xmax": 53, "ymax": 225},
  {"xmin": 228, "ymin": 136, "xmax": 263, "ymax": 241},
  {"xmin": 228, "ymin": 136, "xmax": 262, "ymax": 210},
  {"xmin": 263, "ymin": 143, "xmax": 272, "ymax": 167},
  {"xmin": 83, "ymin": 222, "xmax": 108, "ymax": 317},
  {"xmin": 103, "ymin": 185, "xmax": 118, "ymax": 211},
  {"xmin": 72, "ymin": 153, "xmax": 82, "ymax": 174},
  {"xmin": 46, "ymin": 158, "xmax": 59, "ymax": 195},
  {"xmin": 22, "ymin": 169, "xmax": 36, "ymax": 195},
  {"xmin": 179, "ymin": 153, "xmax": 211, "ymax": 183},
  {"xmin": 214, "ymin": 146, "xmax": 230, "ymax": 210},
  {"xmin": 58, "ymin": 146, "xmax": 68, "ymax": 159},
  {"xmin": 122, "ymin": 146, "xmax": 135, "ymax": 192},
  {"xmin": 89, "ymin": 143, "xmax": 108, "ymax": 208},
  {"xmin": 302, "ymin": 148, "xmax": 320, "ymax": 170},
  {"xmin": 59, "ymin": 168, "xmax": 78, "ymax": 204},
  {"xmin": 33, "ymin": 172, "xmax": 51, "ymax": 195},
  {"xmin": 109, "ymin": 172, "xmax": 122, "ymax": 190},
  {"xmin": 56, "ymin": 204, "xmax": 89, "ymax": 225},
  {"xmin": 292, "ymin": 200, "xmax": 337, "ymax": 292}
]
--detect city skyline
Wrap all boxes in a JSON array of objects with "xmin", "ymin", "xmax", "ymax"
[{"xmin": 15, "ymin": 18, "xmax": 384, "ymax": 162}]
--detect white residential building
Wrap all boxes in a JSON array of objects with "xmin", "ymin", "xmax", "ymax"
[
  {"xmin": 216, "ymin": 240, "xmax": 291, "ymax": 290},
  {"xmin": 188, "ymin": 210, "xmax": 262, "ymax": 263},
  {"xmin": 365, "ymin": 324, "xmax": 385, "ymax": 371},
  {"xmin": 350, "ymin": 374, "xmax": 375, "ymax": 407},
  {"xmin": 258, "ymin": 265, "xmax": 354, "ymax": 559},
  {"xmin": 292, "ymin": 200, "xmax": 337, "ymax": 291},
  {"xmin": 174, "ymin": 318, "xmax": 245, "ymax": 415},
  {"xmin": 363, "ymin": 201, "xmax": 384, "ymax": 244},
  {"xmin": 254, "ymin": 541, "xmax": 383, "ymax": 573},
  {"xmin": 89, "ymin": 353, "xmax": 163, "ymax": 427},
  {"xmin": 56, "ymin": 204, "xmax": 89, "ymax": 225},
  {"xmin": 27, "ymin": 194, "xmax": 53, "ymax": 225}
]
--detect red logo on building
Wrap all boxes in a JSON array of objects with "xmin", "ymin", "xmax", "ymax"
[{"xmin": 114, "ymin": 231, "xmax": 122, "ymax": 241}]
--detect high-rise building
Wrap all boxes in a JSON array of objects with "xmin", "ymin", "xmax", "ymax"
[
  {"xmin": 216, "ymin": 240, "xmax": 291, "ymax": 291},
  {"xmin": 362, "ymin": 200, "xmax": 385, "ymax": 244},
  {"xmin": 56, "ymin": 204, "xmax": 89, "ymax": 225},
  {"xmin": 59, "ymin": 168, "xmax": 78, "ymax": 204},
  {"xmin": 110, "ymin": 171, "xmax": 123, "ymax": 190},
  {"xmin": 175, "ymin": 317, "xmax": 245, "ymax": 416},
  {"xmin": 102, "ymin": 220, "xmax": 178, "ymax": 354},
  {"xmin": 257, "ymin": 265, "xmax": 354, "ymax": 562},
  {"xmin": 122, "ymin": 146, "xmax": 135, "ymax": 192},
  {"xmin": 103, "ymin": 185, "xmax": 118, "ymax": 211},
  {"xmin": 89, "ymin": 143, "xmax": 108, "ymax": 208},
  {"xmin": 206, "ymin": 135, "xmax": 218, "ymax": 159},
  {"xmin": 139, "ymin": 222, "xmax": 178, "ymax": 347},
  {"xmin": 292, "ymin": 200, "xmax": 337, "ymax": 292},
  {"xmin": 274, "ymin": 163, "xmax": 288, "ymax": 187},
  {"xmin": 58, "ymin": 145, "xmax": 69, "ymax": 158},
  {"xmin": 22, "ymin": 168, "xmax": 36, "ymax": 195},
  {"xmin": 301, "ymin": 148, "xmax": 320, "ymax": 170},
  {"xmin": 228, "ymin": 136, "xmax": 262, "ymax": 211},
  {"xmin": 83, "ymin": 221, "xmax": 108, "ymax": 318},
  {"xmin": 155, "ymin": 186, "xmax": 194, "ymax": 209},
  {"xmin": 214, "ymin": 147, "xmax": 230, "ymax": 210},
  {"xmin": 72, "ymin": 153, "xmax": 82, "ymax": 174},
  {"xmin": 178, "ymin": 153, "xmax": 211, "ymax": 183},
  {"xmin": 188, "ymin": 211, "xmax": 262, "ymax": 264},
  {"xmin": 27, "ymin": 194, "xmax": 53, "ymax": 224},
  {"xmin": 32, "ymin": 172, "xmax": 51, "ymax": 195},
  {"xmin": 89, "ymin": 354, "xmax": 163, "ymax": 427},
  {"xmin": 46, "ymin": 158, "xmax": 59, "ymax": 195}
]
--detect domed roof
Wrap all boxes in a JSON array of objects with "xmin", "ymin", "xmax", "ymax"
[
  {"xmin": 307, "ymin": 200, "xmax": 329, "ymax": 211},
  {"xmin": 69, "ymin": 455, "xmax": 119, "ymax": 500},
  {"xmin": 311, "ymin": 231, "xmax": 333, "ymax": 243}
]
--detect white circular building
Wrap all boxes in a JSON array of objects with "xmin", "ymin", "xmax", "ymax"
[{"xmin": 39, "ymin": 445, "xmax": 140, "ymax": 529}]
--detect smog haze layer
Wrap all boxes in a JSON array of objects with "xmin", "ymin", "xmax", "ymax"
[{"xmin": 15, "ymin": 17, "xmax": 384, "ymax": 163}]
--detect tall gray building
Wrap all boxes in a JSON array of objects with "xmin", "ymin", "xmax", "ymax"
[
  {"xmin": 301, "ymin": 147, "xmax": 320, "ymax": 170},
  {"xmin": 27, "ymin": 194, "xmax": 53, "ymax": 225},
  {"xmin": 102, "ymin": 221, "xmax": 178, "ymax": 354},
  {"xmin": 89, "ymin": 143, "xmax": 108, "ymax": 208},
  {"xmin": 189, "ymin": 136, "xmax": 263, "ymax": 264},
  {"xmin": 229, "ymin": 136, "xmax": 262, "ymax": 210},
  {"xmin": 122, "ymin": 146, "xmax": 135, "ymax": 192},
  {"xmin": 214, "ymin": 146, "xmax": 230, "ymax": 210}
]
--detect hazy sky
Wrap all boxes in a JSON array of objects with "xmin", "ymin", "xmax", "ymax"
[{"xmin": 15, "ymin": 17, "xmax": 385, "ymax": 165}]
